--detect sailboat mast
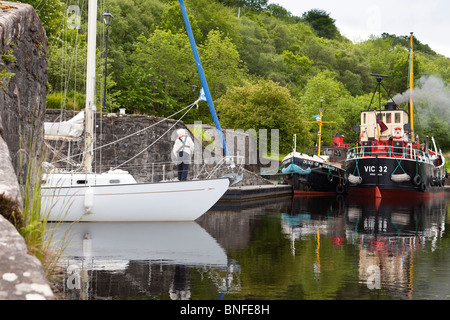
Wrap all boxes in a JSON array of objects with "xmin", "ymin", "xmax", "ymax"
[
  {"xmin": 409, "ymin": 32, "xmax": 415, "ymax": 142},
  {"xmin": 81, "ymin": 0, "xmax": 97, "ymax": 173},
  {"xmin": 178, "ymin": 0, "xmax": 229, "ymax": 157}
]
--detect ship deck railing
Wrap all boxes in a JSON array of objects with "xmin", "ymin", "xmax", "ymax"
[{"xmin": 347, "ymin": 146, "xmax": 445, "ymax": 168}]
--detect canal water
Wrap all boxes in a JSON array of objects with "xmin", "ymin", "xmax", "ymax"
[{"xmin": 48, "ymin": 192, "xmax": 450, "ymax": 300}]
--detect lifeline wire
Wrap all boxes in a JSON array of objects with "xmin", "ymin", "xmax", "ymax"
[
  {"xmin": 54, "ymin": 101, "xmax": 196, "ymax": 165},
  {"xmin": 111, "ymin": 103, "xmax": 195, "ymax": 170}
]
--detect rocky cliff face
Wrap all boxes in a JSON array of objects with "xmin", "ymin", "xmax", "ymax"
[{"xmin": 0, "ymin": 1, "xmax": 47, "ymax": 222}]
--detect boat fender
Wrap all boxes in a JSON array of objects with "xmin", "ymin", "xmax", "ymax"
[
  {"xmin": 84, "ymin": 187, "xmax": 94, "ymax": 211},
  {"xmin": 327, "ymin": 173, "xmax": 333, "ymax": 182},
  {"xmin": 419, "ymin": 183, "xmax": 426, "ymax": 192},
  {"xmin": 391, "ymin": 173, "xmax": 411, "ymax": 183},
  {"xmin": 336, "ymin": 184, "xmax": 345, "ymax": 194},
  {"xmin": 349, "ymin": 175, "xmax": 361, "ymax": 184},
  {"xmin": 430, "ymin": 177, "xmax": 436, "ymax": 186},
  {"xmin": 348, "ymin": 174, "xmax": 362, "ymax": 185},
  {"xmin": 413, "ymin": 175, "xmax": 421, "ymax": 186}
]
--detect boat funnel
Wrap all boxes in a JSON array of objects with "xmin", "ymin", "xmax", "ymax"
[
  {"xmin": 384, "ymin": 101, "xmax": 397, "ymax": 111},
  {"xmin": 332, "ymin": 134, "xmax": 344, "ymax": 146}
]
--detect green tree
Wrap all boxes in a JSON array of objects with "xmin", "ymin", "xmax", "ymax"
[
  {"xmin": 299, "ymin": 71, "xmax": 352, "ymax": 147},
  {"xmin": 334, "ymin": 93, "xmax": 374, "ymax": 145},
  {"xmin": 300, "ymin": 37, "xmax": 337, "ymax": 73},
  {"xmin": 105, "ymin": 0, "xmax": 168, "ymax": 84},
  {"xmin": 302, "ymin": 9, "xmax": 339, "ymax": 40},
  {"xmin": 218, "ymin": 0, "xmax": 268, "ymax": 11},
  {"xmin": 357, "ymin": 35, "xmax": 421, "ymax": 95},
  {"xmin": 199, "ymin": 29, "xmax": 245, "ymax": 99},
  {"xmin": 16, "ymin": 0, "xmax": 64, "ymax": 41},
  {"xmin": 266, "ymin": 3, "xmax": 294, "ymax": 21},
  {"xmin": 236, "ymin": 16, "xmax": 294, "ymax": 86},
  {"xmin": 236, "ymin": 16, "xmax": 272, "ymax": 75},
  {"xmin": 186, "ymin": 0, "xmax": 241, "ymax": 44},
  {"xmin": 282, "ymin": 49, "xmax": 313, "ymax": 86},
  {"xmin": 160, "ymin": 3, "xmax": 204, "ymax": 42},
  {"xmin": 381, "ymin": 33, "xmax": 437, "ymax": 56},
  {"xmin": 216, "ymin": 79, "xmax": 311, "ymax": 153},
  {"xmin": 262, "ymin": 14, "xmax": 295, "ymax": 53},
  {"xmin": 47, "ymin": 30, "xmax": 87, "ymax": 94},
  {"xmin": 117, "ymin": 29, "xmax": 196, "ymax": 115}
]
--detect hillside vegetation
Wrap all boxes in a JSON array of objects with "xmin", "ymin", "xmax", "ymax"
[{"xmin": 19, "ymin": 0, "xmax": 450, "ymax": 154}]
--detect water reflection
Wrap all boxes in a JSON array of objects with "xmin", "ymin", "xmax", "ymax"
[
  {"xmin": 279, "ymin": 195, "xmax": 448, "ymax": 299},
  {"xmin": 50, "ymin": 222, "xmax": 239, "ymax": 300},
  {"xmin": 49, "ymin": 193, "xmax": 450, "ymax": 300}
]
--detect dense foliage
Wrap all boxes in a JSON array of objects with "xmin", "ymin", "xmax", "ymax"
[{"xmin": 19, "ymin": 0, "xmax": 450, "ymax": 153}]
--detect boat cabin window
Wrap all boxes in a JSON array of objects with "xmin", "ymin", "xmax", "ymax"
[
  {"xmin": 109, "ymin": 179, "xmax": 120, "ymax": 184},
  {"xmin": 385, "ymin": 113, "xmax": 391, "ymax": 123},
  {"xmin": 395, "ymin": 113, "xmax": 401, "ymax": 123},
  {"xmin": 363, "ymin": 113, "xmax": 366, "ymax": 124},
  {"xmin": 76, "ymin": 180, "xmax": 87, "ymax": 184}
]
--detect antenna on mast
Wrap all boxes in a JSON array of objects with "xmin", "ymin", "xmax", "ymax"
[{"xmin": 367, "ymin": 74, "xmax": 396, "ymax": 111}]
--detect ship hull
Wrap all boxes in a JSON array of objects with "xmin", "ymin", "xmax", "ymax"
[
  {"xmin": 345, "ymin": 156, "xmax": 445, "ymax": 199},
  {"xmin": 282, "ymin": 155, "xmax": 346, "ymax": 195}
]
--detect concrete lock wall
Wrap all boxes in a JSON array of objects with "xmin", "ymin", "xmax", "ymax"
[{"xmin": 0, "ymin": 2, "xmax": 53, "ymax": 299}]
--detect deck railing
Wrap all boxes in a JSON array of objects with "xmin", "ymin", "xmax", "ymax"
[{"xmin": 347, "ymin": 145, "xmax": 444, "ymax": 168}]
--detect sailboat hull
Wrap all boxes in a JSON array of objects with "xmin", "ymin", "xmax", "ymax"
[{"xmin": 41, "ymin": 178, "xmax": 230, "ymax": 222}]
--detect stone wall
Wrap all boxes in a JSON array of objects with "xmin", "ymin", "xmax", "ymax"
[
  {"xmin": 0, "ymin": 2, "xmax": 52, "ymax": 300},
  {"xmin": 0, "ymin": 215, "xmax": 53, "ymax": 300},
  {"xmin": 0, "ymin": 135, "xmax": 21, "ymax": 223},
  {"xmin": 0, "ymin": 1, "xmax": 47, "ymax": 222}
]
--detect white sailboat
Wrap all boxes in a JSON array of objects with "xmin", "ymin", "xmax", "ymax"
[{"xmin": 40, "ymin": 0, "xmax": 230, "ymax": 222}]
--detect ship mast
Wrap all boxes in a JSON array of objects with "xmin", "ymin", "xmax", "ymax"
[
  {"xmin": 178, "ymin": 0, "xmax": 229, "ymax": 157},
  {"xmin": 81, "ymin": 0, "xmax": 97, "ymax": 173},
  {"xmin": 311, "ymin": 98, "xmax": 334, "ymax": 157},
  {"xmin": 408, "ymin": 32, "xmax": 415, "ymax": 142},
  {"xmin": 317, "ymin": 99, "xmax": 324, "ymax": 156}
]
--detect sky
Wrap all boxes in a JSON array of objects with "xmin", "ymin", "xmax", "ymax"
[{"xmin": 268, "ymin": 0, "xmax": 450, "ymax": 58}]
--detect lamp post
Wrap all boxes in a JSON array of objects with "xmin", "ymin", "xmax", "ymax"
[{"xmin": 102, "ymin": 9, "xmax": 114, "ymax": 113}]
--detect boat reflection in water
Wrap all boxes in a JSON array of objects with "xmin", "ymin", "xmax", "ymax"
[
  {"xmin": 281, "ymin": 194, "xmax": 447, "ymax": 298},
  {"xmin": 49, "ymin": 193, "xmax": 448, "ymax": 300},
  {"xmin": 49, "ymin": 222, "xmax": 240, "ymax": 300}
]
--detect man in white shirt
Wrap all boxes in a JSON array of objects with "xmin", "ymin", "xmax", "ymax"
[{"xmin": 172, "ymin": 128, "xmax": 194, "ymax": 181}]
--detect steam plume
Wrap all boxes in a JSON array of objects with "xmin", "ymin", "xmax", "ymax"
[
  {"xmin": 393, "ymin": 76, "xmax": 450, "ymax": 149},
  {"xmin": 392, "ymin": 75, "xmax": 450, "ymax": 129},
  {"xmin": 393, "ymin": 75, "xmax": 449, "ymax": 106}
]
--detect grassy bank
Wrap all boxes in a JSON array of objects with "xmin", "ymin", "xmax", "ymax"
[{"xmin": 16, "ymin": 137, "xmax": 66, "ymax": 279}]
